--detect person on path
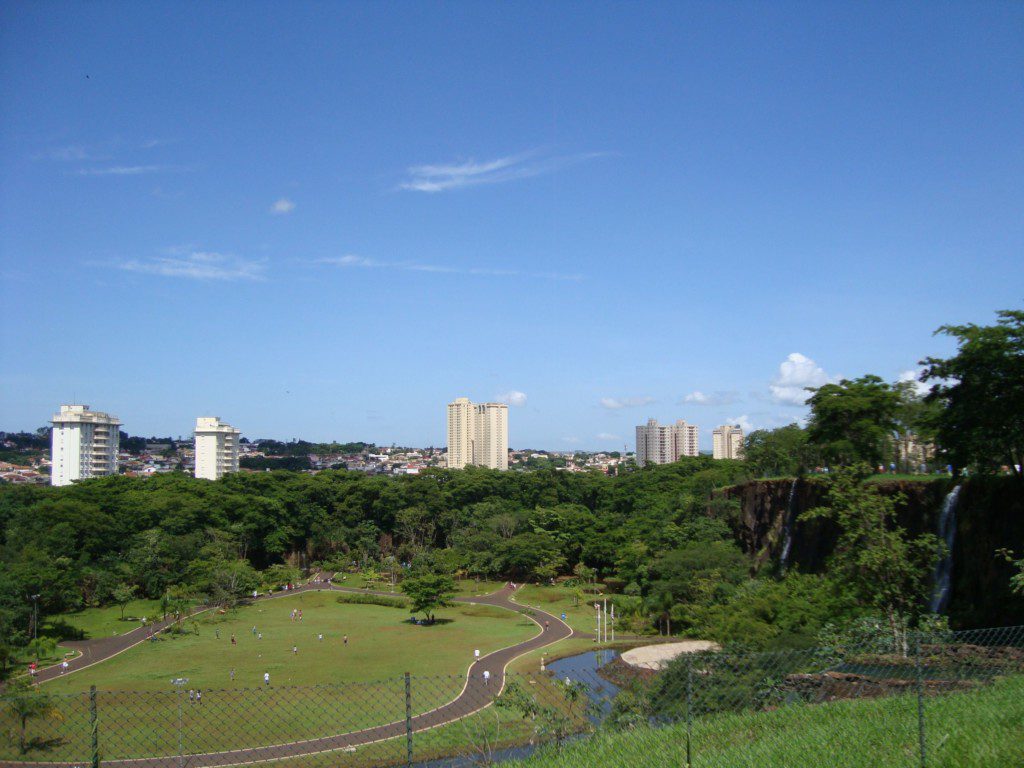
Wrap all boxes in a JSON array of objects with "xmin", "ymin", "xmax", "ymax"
[
  {"xmin": 318, "ymin": 633, "xmax": 323, "ymax": 642},
  {"xmin": 264, "ymin": 672, "xmax": 270, "ymax": 687},
  {"xmin": 231, "ymin": 634, "xmax": 236, "ymax": 645},
  {"xmin": 292, "ymin": 645, "xmax": 298, "ymax": 655},
  {"xmin": 215, "ymin": 628, "xmax": 220, "ymax": 640},
  {"xmin": 343, "ymin": 635, "xmax": 348, "ymax": 645},
  {"xmin": 189, "ymin": 689, "xmax": 195, "ymax": 704},
  {"xmin": 196, "ymin": 689, "xmax": 202, "ymax": 705},
  {"xmin": 252, "ymin": 625, "xmax": 257, "ymax": 635},
  {"xmin": 483, "ymin": 670, "xmax": 490, "ymax": 685},
  {"xmin": 230, "ymin": 669, "xmax": 235, "ymax": 682},
  {"xmin": 545, "ymin": 621, "xmax": 550, "ymax": 632},
  {"xmin": 61, "ymin": 660, "xmax": 69, "ymax": 674},
  {"xmin": 258, "ymin": 632, "xmax": 263, "ymax": 640}
]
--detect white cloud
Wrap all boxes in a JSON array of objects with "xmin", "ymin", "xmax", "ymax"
[
  {"xmin": 563, "ymin": 436, "xmax": 581, "ymax": 444},
  {"xmin": 897, "ymin": 369, "xmax": 931, "ymax": 397},
  {"xmin": 78, "ymin": 165, "xmax": 178, "ymax": 176},
  {"xmin": 600, "ymin": 396, "xmax": 655, "ymax": 410},
  {"xmin": 271, "ymin": 198, "xmax": 295, "ymax": 215},
  {"xmin": 320, "ymin": 254, "xmax": 582, "ymax": 281},
  {"xmin": 116, "ymin": 250, "xmax": 266, "ymax": 281},
  {"xmin": 398, "ymin": 150, "xmax": 607, "ymax": 193},
  {"xmin": 42, "ymin": 145, "xmax": 91, "ymax": 161},
  {"xmin": 683, "ymin": 390, "xmax": 739, "ymax": 406},
  {"xmin": 497, "ymin": 391, "xmax": 528, "ymax": 407},
  {"xmin": 725, "ymin": 414, "xmax": 756, "ymax": 433},
  {"xmin": 596, "ymin": 432, "xmax": 621, "ymax": 441},
  {"xmin": 770, "ymin": 353, "xmax": 833, "ymax": 405}
]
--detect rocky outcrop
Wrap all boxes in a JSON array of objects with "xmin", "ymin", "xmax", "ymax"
[{"xmin": 719, "ymin": 477, "xmax": 1024, "ymax": 630}]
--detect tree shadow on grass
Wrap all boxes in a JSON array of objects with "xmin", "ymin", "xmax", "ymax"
[
  {"xmin": 23, "ymin": 736, "xmax": 66, "ymax": 754},
  {"xmin": 404, "ymin": 618, "xmax": 454, "ymax": 626}
]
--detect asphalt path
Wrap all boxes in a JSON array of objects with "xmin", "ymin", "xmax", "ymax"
[{"xmin": 14, "ymin": 578, "xmax": 574, "ymax": 768}]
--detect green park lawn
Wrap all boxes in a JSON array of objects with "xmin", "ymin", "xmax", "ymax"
[
  {"xmin": 49, "ymin": 598, "xmax": 166, "ymax": 640},
  {"xmin": 2, "ymin": 591, "xmax": 539, "ymax": 762},
  {"xmin": 513, "ymin": 583, "xmax": 612, "ymax": 636},
  {"xmin": 46, "ymin": 590, "xmax": 535, "ymax": 693}
]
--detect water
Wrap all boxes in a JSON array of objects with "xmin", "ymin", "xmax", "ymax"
[
  {"xmin": 779, "ymin": 478, "xmax": 798, "ymax": 574},
  {"xmin": 411, "ymin": 649, "xmax": 619, "ymax": 768},
  {"xmin": 930, "ymin": 485, "xmax": 962, "ymax": 614}
]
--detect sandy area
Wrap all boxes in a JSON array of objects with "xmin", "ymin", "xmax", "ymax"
[{"xmin": 620, "ymin": 640, "xmax": 720, "ymax": 669}]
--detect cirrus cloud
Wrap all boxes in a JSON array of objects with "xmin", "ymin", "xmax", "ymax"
[
  {"xmin": 600, "ymin": 396, "xmax": 655, "ymax": 410},
  {"xmin": 271, "ymin": 198, "xmax": 295, "ymax": 215},
  {"xmin": 683, "ymin": 390, "xmax": 739, "ymax": 406},
  {"xmin": 115, "ymin": 249, "xmax": 266, "ymax": 281}
]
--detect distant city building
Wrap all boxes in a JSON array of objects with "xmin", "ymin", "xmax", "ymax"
[
  {"xmin": 897, "ymin": 433, "xmax": 935, "ymax": 470},
  {"xmin": 635, "ymin": 418, "xmax": 699, "ymax": 466},
  {"xmin": 194, "ymin": 417, "xmax": 241, "ymax": 480},
  {"xmin": 50, "ymin": 404, "xmax": 121, "ymax": 486},
  {"xmin": 446, "ymin": 398, "xmax": 509, "ymax": 470},
  {"xmin": 712, "ymin": 425, "xmax": 745, "ymax": 460}
]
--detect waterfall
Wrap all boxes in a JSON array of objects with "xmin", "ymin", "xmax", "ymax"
[
  {"xmin": 779, "ymin": 479, "xmax": 798, "ymax": 574},
  {"xmin": 930, "ymin": 485, "xmax": 962, "ymax": 614}
]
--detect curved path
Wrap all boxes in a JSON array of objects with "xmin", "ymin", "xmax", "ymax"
[{"xmin": 17, "ymin": 578, "xmax": 574, "ymax": 767}]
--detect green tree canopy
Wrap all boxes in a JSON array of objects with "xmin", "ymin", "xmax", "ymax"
[
  {"xmin": 921, "ymin": 308, "xmax": 1024, "ymax": 479},
  {"xmin": 806, "ymin": 375, "xmax": 900, "ymax": 467},
  {"xmin": 400, "ymin": 573, "xmax": 457, "ymax": 624}
]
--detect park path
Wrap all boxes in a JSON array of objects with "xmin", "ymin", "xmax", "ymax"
[{"xmin": 15, "ymin": 577, "xmax": 574, "ymax": 767}]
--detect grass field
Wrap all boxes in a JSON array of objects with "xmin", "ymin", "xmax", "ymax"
[
  {"xmin": 513, "ymin": 584, "xmax": 611, "ymax": 635},
  {"xmin": 48, "ymin": 599, "xmax": 166, "ymax": 640},
  {"xmin": 505, "ymin": 675, "xmax": 1024, "ymax": 768},
  {"xmin": 45, "ymin": 590, "xmax": 536, "ymax": 693}
]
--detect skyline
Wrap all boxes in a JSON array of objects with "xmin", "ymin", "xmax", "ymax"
[{"xmin": 2, "ymin": 3, "xmax": 1022, "ymax": 451}]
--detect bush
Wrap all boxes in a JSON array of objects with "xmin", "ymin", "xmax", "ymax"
[{"xmin": 335, "ymin": 593, "xmax": 408, "ymax": 609}]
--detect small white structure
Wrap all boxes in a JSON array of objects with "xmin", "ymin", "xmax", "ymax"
[
  {"xmin": 194, "ymin": 417, "xmax": 241, "ymax": 480},
  {"xmin": 50, "ymin": 404, "xmax": 121, "ymax": 486}
]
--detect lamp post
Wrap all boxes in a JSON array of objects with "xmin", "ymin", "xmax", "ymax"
[{"xmin": 30, "ymin": 594, "xmax": 40, "ymax": 640}]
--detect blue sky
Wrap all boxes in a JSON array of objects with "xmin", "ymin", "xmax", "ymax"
[{"xmin": 2, "ymin": 2, "xmax": 1022, "ymax": 450}]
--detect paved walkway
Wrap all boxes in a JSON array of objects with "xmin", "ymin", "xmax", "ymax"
[{"xmin": 17, "ymin": 578, "xmax": 574, "ymax": 767}]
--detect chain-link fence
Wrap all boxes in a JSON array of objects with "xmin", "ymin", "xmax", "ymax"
[{"xmin": 2, "ymin": 625, "xmax": 1022, "ymax": 768}]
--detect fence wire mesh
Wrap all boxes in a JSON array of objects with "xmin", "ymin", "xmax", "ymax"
[{"xmin": 2, "ymin": 625, "xmax": 1022, "ymax": 768}]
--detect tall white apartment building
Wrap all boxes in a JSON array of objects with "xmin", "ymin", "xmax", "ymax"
[
  {"xmin": 635, "ymin": 418, "xmax": 699, "ymax": 466},
  {"xmin": 194, "ymin": 417, "xmax": 241, "ymax": 480},
  {"xmin": 712, "ymin": 425, "xmax": 745, "ymax": 460},
  {"xmin": 446, "ymin": 398, "xmax": 508, "ymax": 470},
  {"xmin": 50, "ymin": 404, "xmax": 121, "ymax": 486}
]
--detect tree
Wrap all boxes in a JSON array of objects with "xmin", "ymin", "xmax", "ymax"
[
  {"xmin": 921, "ymin": 309, "xmax": 1024, "ymax": 479},
  {"xmin": 2, "ymin": 680, "xmax": 64, "ymax": 753},
  {"xmin": 400, "ymin": 573, "xmax": 456, "ymax": 624},
  {"xmin": 802, "ymin": 466, "xmax": 939, "ymax": 653},
  {"xmin": 806, "ymin": 375, "xmax": 900, "ymax": 467},
  {"xmin": 112, "ymin": 583, "xmax": 137, "ymax": 620},
  {"xmin": 742, "ymin": 424, "xmax": 812, "ymax": 477},
  {"xmin": 891, "ymin": 380, "xmax": 942, "ymax": 472}
]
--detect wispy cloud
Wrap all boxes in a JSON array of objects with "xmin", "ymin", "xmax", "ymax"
[
  {"xmin": 398, "ymin": 149, "xmax": 607, "ymax": 193},
  {"xmin": 496, "ymin": 391, "xmax": 528, "ymax": 407},
  {"xmin": 596, "ymin": 432, "xmax": 621, "ymax": 441},
  {"xmin": 897, "ymin": 368, "xmax": 931, "ymax": 397},
  {"xmin": 683, "ymin": 390, "xmax": 740, "ymax": 406},
  {"xmin": 115, "ymin": 250, "xmax": 266, "ymax": 281},
  {"xmin": 600, "ymin": 396, "xmax": 655, "ymax": 410},
  {"xmin": 725, "ymin": 414, "xmax": 756, "ymax": 433},
  {"xmin": 39, "ymin": 145, "xmax": 93, "ymax": 161},
  {"xmin": 770, "ymin": 353, "xmax": 834, "ymax": 405},
  {"xmin": 320, "ymin": 254, "xmax": 582, "ymax": 281},
  {"xmin": 77, "ymin": 165, "xmax": 183, "ymax": 176},
  {"xmin": 271, "ymin": 198, "xmax": 296, "ymax": 215}
]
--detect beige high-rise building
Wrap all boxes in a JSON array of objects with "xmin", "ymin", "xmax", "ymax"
[
  {"xmin": 446, "ymin": 398, "xmax": 508, "ymax": 470},
  {"xmin": 635, "ymin": 418, "xmax": 699, "ymax": 466},
  {"xmin": 712, "ymin": 425, "xmax": 744, "ymax": 460},
  {"xmin": 50, "ymin": 404, "xmax": 121, "ymax": 486},
  {"xmin": 194, "ymin": 417, "xmax": 241, "ymax": 480}
]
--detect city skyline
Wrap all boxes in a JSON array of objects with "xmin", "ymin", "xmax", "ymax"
[{"xmin": 2, "ymin": 4, "xmax": 1022, "ymax": 450}]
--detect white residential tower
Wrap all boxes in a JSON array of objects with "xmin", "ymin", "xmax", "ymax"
[
  {"xmin": 50, "ymin": 404, "xmax": 121, "ymax": 486},
  {"xmin": 194, "ymin": 417, "xmax": 241, "ymax": 480},
  {"xmin": 712, "ymin": 425, "xmax": 745, "ymax": 460},
  {"xmin": 446, "ymin": 398, "xmax": 508, "ymax": 470},
  {"xmin": 635, "ymin": 418, "xmax": 699, "ymax": 466}
]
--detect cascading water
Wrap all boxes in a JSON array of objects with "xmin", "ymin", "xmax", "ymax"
[
  {"xmin": 930, "ymin": 485, "xmax": 962, "ymax": 614},
  {"xmin": 779, "ymin": 478, "xmax": 798, "ymax": 574}
]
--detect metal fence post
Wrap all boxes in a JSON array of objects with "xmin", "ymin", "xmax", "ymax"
[
  {"xmin": 405, "ymin": 672, "xmax": 413, "ymax": 767},
  {"xmin": 915, "ymin": 635, "xmax": 927, "ymax": 768},
  {"xmin": 89, "ymin": 685, "xmax": 99, "ymax": 768},
  {"xmin": 685, "ymin": 654, "xmax": 693, "ymax": 768}
]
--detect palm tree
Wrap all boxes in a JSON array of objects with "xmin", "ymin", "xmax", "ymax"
[{"xmin": 3, "ymin": 681, "xmax": 64, "ymax": 754}]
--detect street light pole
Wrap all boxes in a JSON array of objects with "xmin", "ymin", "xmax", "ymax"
[{"xmin": 30, "ymin": 594, "xmax": 40, "ymax": 640}]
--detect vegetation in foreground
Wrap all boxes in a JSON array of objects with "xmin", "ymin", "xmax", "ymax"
[{"xmin": 506, "ymin": 675, "xmax": 1024, "ymax": 768}]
